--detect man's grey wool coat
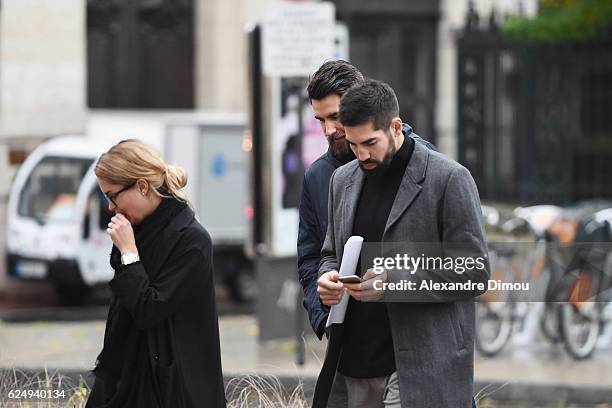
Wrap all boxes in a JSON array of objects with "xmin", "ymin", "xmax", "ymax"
[{"xmin": 319, "ymin": 141, "xmax": 490, "ymax": 407}]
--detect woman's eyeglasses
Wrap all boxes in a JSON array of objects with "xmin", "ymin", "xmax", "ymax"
[{"xmin": 105, "ymin": 182, "xmax": 136, "ymax": 206}]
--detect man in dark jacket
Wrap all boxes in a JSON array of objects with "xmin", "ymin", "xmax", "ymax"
[
  {"xmin": 297, "ymin": 61, "xmax": 436, "ymax": 340},
  {"xmin": 298, "ymin": 60, "xmax": 363, "ymax": 340}
]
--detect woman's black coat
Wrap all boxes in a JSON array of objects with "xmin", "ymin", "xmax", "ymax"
[{"xmin": 86, "ymin": 199, "xmax": 226, "ymax": 408}]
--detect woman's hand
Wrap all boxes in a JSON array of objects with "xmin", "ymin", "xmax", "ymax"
[{"xmin": 107, "ymin": 213, "xmax": 138, "ymax": 255}]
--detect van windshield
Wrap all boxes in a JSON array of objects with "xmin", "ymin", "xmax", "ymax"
[{"xmin": 18, "ymin": 156, "xmax": 94, "ymax": 224}]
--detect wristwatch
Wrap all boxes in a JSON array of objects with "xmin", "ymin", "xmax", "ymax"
[{"xmin": 121, "ymin": 252, "xmax": 140, "ymax": 266}]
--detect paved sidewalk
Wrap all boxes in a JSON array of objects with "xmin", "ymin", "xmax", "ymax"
[
  {"xmin": 0, "ymin": 315, "xmax": 611, "ymax": 404},
  {"xmin": 1, "ymin": 315, "xmax": 612, "ymax": 384}
]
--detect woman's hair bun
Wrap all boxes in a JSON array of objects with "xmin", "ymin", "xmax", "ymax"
[{"xmin": 164, "ymin": 164, "xmax": 188, "ymax": 190}]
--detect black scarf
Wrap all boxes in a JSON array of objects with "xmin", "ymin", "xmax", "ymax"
[{"xmin": 92, "ymin": 198, "xmax": 188, "ymax": 407}]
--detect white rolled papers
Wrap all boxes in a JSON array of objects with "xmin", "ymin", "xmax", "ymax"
[{"xmin": 325, "ymin": 236, "xmax": 364, "ymax": 328}]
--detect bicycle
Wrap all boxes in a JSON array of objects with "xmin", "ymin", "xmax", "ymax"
[
  {"xmin": 557, "ymin": 208, "xmax": 612, "ymax": 359},
  {"xmin": 476, "ymin": 205, "xmax": 566, "ymax": 356}
]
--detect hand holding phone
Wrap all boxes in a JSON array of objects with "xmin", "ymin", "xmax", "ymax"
[
  {"xmin": 344, "ymin": 268, "xmax": 386, "ymax": 302},
  {"xmin": 338, "ymin": 275, "xmax": 363, "ymax": 284}
]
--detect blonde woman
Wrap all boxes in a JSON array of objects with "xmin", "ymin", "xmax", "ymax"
[{"xmin": 86, "ymin": 139, "xmax": 226, "ymax": 408}]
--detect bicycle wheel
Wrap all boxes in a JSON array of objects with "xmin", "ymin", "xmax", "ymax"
[
  {"xmin": 475, "ymin": 301, "xmax": 513, "ymax": 356},
  {"xmin": 559, "ymin": 301, "xmax": 601, "ymax": 359},
  {"xmin": 541, "ymin": 303, "xmax": 562, "ymax": 343}
]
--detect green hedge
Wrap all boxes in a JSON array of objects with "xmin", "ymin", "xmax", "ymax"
[{"xmin": 503, "ymin": 0, "xmax": 612, "ymax": 42}]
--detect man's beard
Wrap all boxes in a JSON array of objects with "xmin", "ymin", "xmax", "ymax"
[
  {"xmin": 359, "ymin": 135, "xmax": 397, "ymax": 177},
  {"xmin": 327, "ymin": 131, "xmax": 353, "ymax": 159}
]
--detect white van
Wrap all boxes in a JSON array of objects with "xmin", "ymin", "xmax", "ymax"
[
  {"xmin": 5, "ymin": 112, "xmax": 252, "ymax": 304},
  {"xmin": 5, "ymin": 136, "xmax": 113, "ymax": 303}
]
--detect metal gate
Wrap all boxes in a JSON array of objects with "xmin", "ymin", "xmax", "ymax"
[{"xmin": 458, "ymin": 8, "xmax": 612, "ymax": 204}]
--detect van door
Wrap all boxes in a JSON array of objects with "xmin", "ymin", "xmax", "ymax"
[{"xmin": 76, "ymin": 170, "xmax": 114, "ymax": 286}]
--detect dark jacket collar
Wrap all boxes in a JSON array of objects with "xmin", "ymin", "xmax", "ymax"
[
  {"xmin": 133, "ymin": 198, "xmax": 187, "ymax": 237},
  {"xmin": 402, "ymin": 123, "xmax": 413, "ymax": 136},
  {"xmin": 327, "ymin": 147, "xmax": 354, "ymax": 167}
]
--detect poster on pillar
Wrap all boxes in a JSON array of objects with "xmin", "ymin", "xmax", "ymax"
[{"xmin": 263, "ymin": 5, "xmax": 349, "ymax": 257}]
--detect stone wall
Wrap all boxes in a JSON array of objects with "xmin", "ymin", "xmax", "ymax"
[{"xmin": 0, "ymin": 0, "xmax": 86, "ymax": 140}]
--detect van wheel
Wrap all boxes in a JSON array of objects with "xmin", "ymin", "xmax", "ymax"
[
  {"xmin": 227, "ymin": 264, "xmax": 257, "ymax": 303},
  {"xmin": 53, "ymin": 283, "xmax": 91, "ymax": 306}
]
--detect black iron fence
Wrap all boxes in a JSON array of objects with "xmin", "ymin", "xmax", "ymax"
[{"xmin": 458, "ymin": 10, "xmax": 612, "ymax": 205}]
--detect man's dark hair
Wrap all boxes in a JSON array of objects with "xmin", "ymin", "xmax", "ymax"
[
  {"xmin": 307, "ymin": 60, "xmax": 364, "ymax": 101},
  {"xmin": 339, "ymin": 79, "xmax": 400, "ymax": 131}
]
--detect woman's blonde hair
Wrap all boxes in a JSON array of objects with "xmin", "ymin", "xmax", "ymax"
[{"xmin": 95, "ymin": 139, "xmax": 190, "ymax": 204}]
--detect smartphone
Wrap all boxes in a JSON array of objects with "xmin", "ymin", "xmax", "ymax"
[{"xmin": 338, "ymin": 275, "xmax": 363, "ymax": 284}]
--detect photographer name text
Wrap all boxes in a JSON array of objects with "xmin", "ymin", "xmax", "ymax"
[{"xmin": 373, "ymin": 279, "xmax": 529, "ymax": 292}]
